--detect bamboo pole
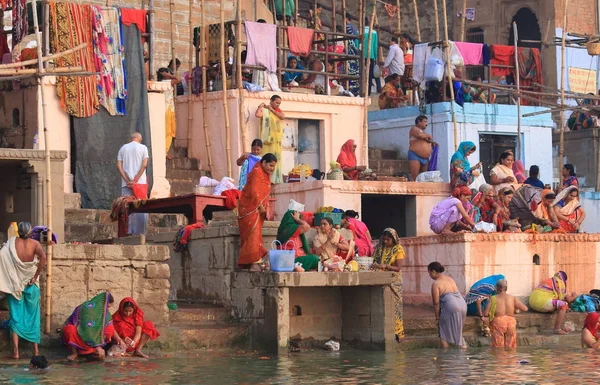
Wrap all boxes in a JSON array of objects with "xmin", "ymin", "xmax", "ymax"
[
  {"xmin": 0, "ymin": 43, "xmax": 87, "ymax": 69},
  {"xmin": 358, "ymin": 0, "xmax": 364, "ymax": 96},
  {"xmin": 596, "ymin": 127, "xmax": 600, "ymax": 191},
  {"xmin": 200, "ymin": 0, "xmax": 213, "ymax": 175},
  {"xmin": 294, "ymin": 0, "xmax": 298, "ymax": 26},
  {"xmin": 559, "ymin": 0, "xmax": 569, "ymax": 186},
  {"xmin": 236, "ymin": 0, "xmax": 247, "ymax": 159},
  {"xmin": 332, "ymin": 0, "xmax": 337, "ymax": 38},
  {"xmin": 513, "ymin": 22, "xmax": 521, "ymax": 160},
  {"xmin": 432, "ymin": 0, "xmax": 439, "ymax": 41},
  {"xmin": 187, "ymin": 0, "xmax": 194, "ymax": 148},
  {"xmin": 342, "ymin": 0, "xmax": 347, "ymax": 83},
  {"xmin": 362, "ymin": 6, "xmax": 375, "ymax": 168},
  {"xmin": 220, "ymin": 0, "xmax": 232, "ymax": 178},
  {"xmin": 396, "ymin": 0, "xmax": 401, "ymax": 33},
  {"xmin": 441, "ymin": 0, "xmax": 458, "ymax": 150},
  {"xmin": 148, "ymin": 0, "xmax": 156, "ymax": 80},
  {"xmin": 169, "ymin": 0, "xmax": 176, "ymax": 83},
  {"xmin": 412, "ymin": 0, "xmax": 420, "ymax": 42},
  {"xmin": 30, "ymin": 0, "xmax": 52, "ymax": 335},
  {"xmin": 460, "ymin": 0, "xmax": 467, "ymax": 41}
]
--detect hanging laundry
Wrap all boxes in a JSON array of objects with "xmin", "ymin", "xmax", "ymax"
[
  {"xmin": 245, "ymin": 21, "xmax": 277, "ymax": 72},
  {"xmin": 482, "ymin": 44, "xmax": 490, "ymax": 65},
  {"xmin": 516, "ymin": 47, "xmax": 543, "ymax": 106},
  {"xmin": 287, "ymin": 26, "xmax": 314, "ymax": 56},
  {"xmin": 454, "ymin": 42, "xmax": 483, "ymax": 65},
  {"xmin": 12, "ymin": 0, "xmax": 27, "ymax": 48},
  {"xmin": 0, "ymin": 0, "xmax": 13, "ymax": 11},
  {"xmin": 92, "ymin": 6, "xmax": 127, "ymax": 116},
  {"xmin": 412, "ymin": 43, "xmax": 429, "ymax": 85},
  {"xmin": 49, "ymin": 1, "xmax": 99, "ymax": 118},
  {"xmin": 490, "ymin": 45, "xmax": 514, "ymax": 77},
  {"xmin": 0, "ymin": 33, "xmax": 10, "ymax": 58},
  {"xmin": 120, "ymin": 8, "xmax": 147, "ymax": 33}
]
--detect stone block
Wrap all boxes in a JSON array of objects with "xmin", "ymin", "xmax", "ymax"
[
  {"xmin": 146, "ymin": 263, "xmax": 170, "ymax": 279},
  {"xmin": 64, "ymin": 193, "xmax": 81, "ymax": 210},
  {"xmin": 64, "ymin": 209, "xmax": 96, "ymax": 224},
  {"xmin": 87, "ymin": 266, "xmax": 133, "ymax": 295}
]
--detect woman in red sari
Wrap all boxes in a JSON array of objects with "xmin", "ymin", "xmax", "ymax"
[
  {"xmin": 337, "ymin": 139, "xmax": 367, "ymax": 180},
  {"xmin": 112, "ymin": 297, "xmax": 160, "ymax": 358},
  {"xmin": 238, "ymin": 153, "xmax": 277, "ymax": 271}
]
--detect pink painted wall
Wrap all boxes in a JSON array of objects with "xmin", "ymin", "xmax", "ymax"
[{"xmin": 399, "ymin": 233, "xmax": 600, "ymax": 304}]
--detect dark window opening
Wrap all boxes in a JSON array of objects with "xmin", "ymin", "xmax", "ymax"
[
  {"xmin": 479, "ymin": 134, "xmax": 517, "ymax": 177},
  {"xmin": 508, "ymin": 8, "xmax": 542, "ymax": 50},
  {"xmin": 11, "ymin": 108, "xmax": 19, "ymax": 128},
  {"xmin": 466, "ymin": 28, "xmax": 485, "ymax": 81},
  {"xmin": 360, "ymin": 194, "xmax": 417, "ymax": 239}
]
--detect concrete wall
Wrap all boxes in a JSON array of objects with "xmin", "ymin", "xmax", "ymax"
[
  {"xmin": 47, "ymin": 244, "xmax": 171, "ymax": 330},
  {"xmin": 174, "ymin": 90, "xmax": 367, "ymax": 181},
  {"xmin": 552, "ymin": 129, "xmax": 597, "ymax": 188},
  {"xmin": 399, "ymin": 233, "xmax": 600, "ymax": 304},
  {"xmin": 581, "ymin": 192, "xmax": 600, "ymax": 233},
  {"xmin": 369, "ymin": 102, "xmax": 554, "ymax": 183}
]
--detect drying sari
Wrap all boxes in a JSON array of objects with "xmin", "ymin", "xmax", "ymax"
[
  {"xmin": 553, "ymin": 186, "xmax": 583, "ymax": 233},
  {"xmin": 450, "ymin": 141, "xmax": 475, "ymax": 188},
  {"xmin": 345, "ymin": 217, "xmax": 374, "ymax": 256},
  {"xmin": 464, "ymin": 274, "xmax": 505, "ymax": 316},
  {"xmin": 259, "ymin": 107, "xmax": 283, "ymax": 184},
  {"xmin": 238, "ymin": 154, "xmax": 262, "ymax": 190},
  {"xmin": 529, "ymin": 271, "xmax": 568, "ymax": 313},
  {"xmin": 513, "ymin": 160, "xmax": 526, "ymax": 184},
  {"xmin": 237, "ymin": 162, "xmax": 272, "ymax": 267},
  {"xmin": 112, "ymin": 297, "xmax": 160, "ymax": 352},
  {"xmin": 276, "ymin": 210, "xmax": 320, "ymax": 270},
  {"xmin": 337, "ymin": 139, "xmax": 358, "ymax": 180},
  {"xmin": 372, "ymin": 228, "xmax": 405, "ymax": 339},
  {"xmin": 62, "ymin": 292, "xmax": 114, "ymax": 355},
  {"xmin": 490, "ymin": 164, "xmax": 519, "ymax": 193}
]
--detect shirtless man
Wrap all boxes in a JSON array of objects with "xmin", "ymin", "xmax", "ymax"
[
  {"xmin": 483, "ymin": 279, "xmax": 527, "ymax": 348},
  {"xmin": 4, "ymin": 222, "xmax": 47, "ymax": 359},
  {"xmin": 408, "ymin": 115, "xmax": 435, "ymax": 181}
]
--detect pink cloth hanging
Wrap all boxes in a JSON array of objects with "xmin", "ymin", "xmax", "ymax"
[
  {"xmin": 245, "ymin": 21, "xmax": 277, "ymax": 72},
  {"xmin": 287, "ymin": 26, "xmax": 314, "ymax": 56},
  {"xmin": 454, "ymin": 42, "xmax": 483, "ymax": 65}
]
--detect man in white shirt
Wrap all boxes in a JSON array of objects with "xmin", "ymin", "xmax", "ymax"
[
  {"xmin": 382, "ymin": 37, "xmax": 405, "ymax": 77},
  {"xmin": 117, "ymin": 132, "xmax": 149, "ymax": 235}
]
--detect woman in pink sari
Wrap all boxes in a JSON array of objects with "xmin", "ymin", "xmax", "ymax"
[
  {"xmin": 341, "ymin": 210, "xmax": 374, "ymax": 256},
  {"xmin": 512, "ymin": 160, "xmax": 526, "ymax": 184}
]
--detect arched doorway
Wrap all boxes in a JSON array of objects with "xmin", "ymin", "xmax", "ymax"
[{"xmin": 508, "ymin": 8, "xmax": 541, "ymax": 49}]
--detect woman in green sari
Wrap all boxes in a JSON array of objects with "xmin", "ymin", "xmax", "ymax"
[
  {"xmin": 62, "ymin": 291, "xmax": 127, "ymax": 361},
  {"xmin": 275, "ymin": 210, "xmax": 320, "ymax": 271}
]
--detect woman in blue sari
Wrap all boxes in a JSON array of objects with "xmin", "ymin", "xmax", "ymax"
[
  {"xmin": 283, "ymin": 56, "xmax": 305, "ymax": 86},
  {"xmin": 237, "ymin": 139, "xmax": 263, "ymax": 190},
  {"xmin": 450, "ymin": 141, "xmax": 481, "ymax": 189},
  {"xmin": 465, "ymin": 274, "xmax": 506, "ymax": 318}
]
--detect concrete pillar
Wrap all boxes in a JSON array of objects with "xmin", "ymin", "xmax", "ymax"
[{"xmin": 264, "ymin": 287, "xmax": 289, "ymax": 354}]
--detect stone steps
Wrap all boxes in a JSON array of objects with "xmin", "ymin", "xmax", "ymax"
[
  {"xmin": 169, "ymin": 304, "xmax": 233, "ymax": 325},
  {"xmin": 154, "ymin": 324, "xmax": 249, "ymax": 350},
  {"xmin": 64, "ymin": 209, "xmax": 188, "ymax": 227},
  {"xmin": 369, "ymin": 159, "xmax": 410, "ymax": 177}
]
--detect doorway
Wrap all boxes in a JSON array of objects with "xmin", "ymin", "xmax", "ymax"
[
  {"xmin": 297, "ymin": 119, "xmax": 321, "ymax": 170},
  {"xmin": 360, "ymin": 194, "xmax": 417, "ymax": 238},
  {"xmin": 479, "ymin": 134, "xmax": 517, "ymax": 177},
  {"xmin": 508, "ymin": 8, "xmax": 541, "ymax": 50}
]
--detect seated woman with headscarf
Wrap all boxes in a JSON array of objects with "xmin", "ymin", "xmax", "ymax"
[
  {"xmin": 429, "ymin": 186, "xmax": 476, "ymax": 235},
  {"xmin": 283, "ymin": 56, "xmax": 305, "ymax": 86},
  {"xmin": 337, "ymin": 139, "xmax": 368, "ymax": 180},
  {"xmin": 582, "ymin": 312, "xmax": 600, "ymax": 349},
  {"xmin": 313, "ymin": 217, "xmax": 354, "ymax": 271},
  {"xmin": 462, "ymin": 77, "xmax": 496, "ymax": 104},
  {"xmin": 449, "ymin": 141, "xmax": 481, "ymax": 189},
  {"xmin": 530, "ymin": 189, "xmax": 563, "ymax": 233},
  {"xmin": 529, "ymin": 271, "xmax": 577, "ymax": 335},
  {"xmin": 370, "ymin": 228, "xmax": 405, "ymax": 340},
  {"xmin": 494, "ymin": 188, "xmax": 521, "ymax": 232},
  {"xmin": 553, "ymin": 186, "xmax": 586, "ymax": 233},
  {"xmin": 62, "ymin": 292, "xmax": 127, "ymax": 361},
  {"xmin": 112, "ymin": 297, "xmax": 160, "ymax": 358},
  {"xmin": 341, "ymin": 210, "xmax": 374, "ymax": 257},
  {"xmin": 378, "ymin": 74, "xmax": 407, "ymax": 109},
  {"xmin": 275, "ymin": 210, "xmax": 320, "ymax": 271},
  {"xmin": 470, "ymin": 184, "xmax": 498, "ymax": 225},
  {"xmin": 489, "ymin": 150, "xmax": 519, "ymax": 193}
]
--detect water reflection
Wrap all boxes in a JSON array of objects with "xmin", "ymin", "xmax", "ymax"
[{"xmin": 1, "ymin": 347, "xmax": 600, "ymax": 384}]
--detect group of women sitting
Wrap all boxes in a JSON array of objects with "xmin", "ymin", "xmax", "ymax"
[
  {"xmin": 430, "ymin": 142, "xmax": 586, "ymax": 234},
  {"xmin": 62, "ymin": 292, "xmax": 160, "ymax": 361}
]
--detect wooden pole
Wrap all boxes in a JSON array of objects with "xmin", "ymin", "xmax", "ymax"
[
  {"xmin": 201, "ymin": 0, "xmax": 213, "ymax": 175},
  {"xmin": 30, "ymin": 0, "xmax": 52, "ymax": 335},
  {"xmin": 0, "ymin": 43, "xmax": 87, "ymax": 69},
  {"xmin": 332, "ymin": 0, "xmax": 337, "ymax": 38},
  {"xmin": 148, "ymin": 0, "xmax": 156, "ymax": 80},
  {"xmin": 513, "ymin": 22, "xmax": 521, "ymax": 160},
  {"xmin": 412, "ymin": 0, "xmax": 421, "ymax": 42},
  {"xmin": 362, "ymin": 6, "xmax": 375, "ymax": 168},
  {"xmin": 358, "ymin": 0, "xmax": 364, "ymax": 96},
  {"xmin": 342, "ymin": 0, "xmax": 348, "ymax": 81},
  {"xmin": 396, "ymin": 0, "xmax": 401, "ymax": 33},
  {"xmin": 169, "ymin": 0, "xmax": 176, "ymax": 81},
  {"xmin": 237, "ymin": 0, "xmax": 247, "ymax": 159},
  {"xmin": 220, "ymin": 0, "xmax": 232, "ymax": 178},
  {"xmin": 441, "ymin": 0, "xmax": 458, "ymax": 150},
  {"xmin": 460, "ymin": 0, "xmax": 467, "ymax": 41},
  {"xmin": 295, "ymin": 0, "xmax": 299, "ymax": 26},
  {"xmin": 559, "ymin": 0, "xmax": 569, "ymax": 186},
  {"xmin": 187, "ymin": 0, "xmax": 194, "ymax": 148},
  {"xmin": 432, "ymin": 0, "xmax": 439, "ymax": 41}
]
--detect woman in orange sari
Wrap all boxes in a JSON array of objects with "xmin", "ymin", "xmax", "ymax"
[
  {"xmin": 238, "ymin": 153, "xmax": 277, "ymax": 271},
  {"xmin": 337, "ymin": 139, "xmax": 366, "ymax": 180},
  {"xmin": 112, "ymin": 297, "xmax": 160, "ymax": 358},
  {"xmin": 553, "ymin": 186, "xmax": 586, "ymax": 233}
]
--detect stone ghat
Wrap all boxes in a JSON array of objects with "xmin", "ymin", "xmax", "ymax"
[{"xmin": 399, "ymin": 233, "xmax": 600, "ymax": 303}]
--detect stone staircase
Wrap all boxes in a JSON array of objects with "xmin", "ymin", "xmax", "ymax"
[
  {"xmin": 167, "ymin": 146, "xmax": 209, "ymax": 197},
  {"xmin": 368, "ymin": 148, "xmax": 410, "ymax": 178},
  {"xmin": 63, "ymin": 193, "xmax": 188, "ymax": 243},
  {"xmin": 153, "ymin": 303, "xmax": 250, "ymax": 351}
]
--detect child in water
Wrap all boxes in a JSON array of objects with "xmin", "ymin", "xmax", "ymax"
[{"xmin": 29, "ymin": 355, "xmax": 48, "ymax": 370}]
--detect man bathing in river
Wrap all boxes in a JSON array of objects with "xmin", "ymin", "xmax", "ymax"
[
  {"xmin": 483, "ymin": 279, "xmax": 528, "ymax": 348},
  {"xmin": 0, "ymin": 222, "xmax": 46, "ymax": 359}
]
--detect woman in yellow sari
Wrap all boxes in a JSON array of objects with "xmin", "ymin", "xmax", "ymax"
[
  {"xmin": 489, "ymin": 150, "xmax": 519, "ymax": 193},
  {"xmin": 255, "ymin": 95, "xmax": 285, "ymax": 184},
  {"xmin": 529, "ymin": 271, "xmax": 577, "ymax": 334},
  {"xmin": 553, "ymin": 186, "xmax": 586, "ymax": 233},
  {"xmin": 371, "ymin": 227, "xmax": 405, "ymax": 340}
]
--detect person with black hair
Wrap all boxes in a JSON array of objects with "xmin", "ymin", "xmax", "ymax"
[
  {"xmin": 237, "ymin": 139, "xmax": 263, "ymax": 190},
  {"xmin": 523, "ymin": 165, "xmax": 545, "ymax": 189},
  {"xmin": 341, "ymin": 210, "xmax": 374, "ymax": 256},
  {"xmin": 363, "ymin": 17, "xmax": 381, "ymax": 95},
  {"xmin": 560, "ymin": 163, "xmax": 579, "ymax": 191},
  {"xmin": 382, "ymin": 36, "xmax": 404, "ymax": 77},
  {"xmin": 29, "ymin": 355, "xmax": 48, "ymax": 370},
  {"xmin": 378, "ymin": 74, "xmax": 406, "ymax": 109},
  {"xmin": 428, "ymin": 262, "xmax": 467, "ymax": 348},
  {"xmin": 157, "ymin": 58, "xmax": 183, "ymax": 95}
]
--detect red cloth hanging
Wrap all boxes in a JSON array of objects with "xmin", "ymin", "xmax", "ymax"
[
  {"xmin": 287, "ymin": 26, "xmax": 314, "ymax": 57},
  {"xmin": 514, "ymin": 47, "xmax": 543, "ymax": 106},
  {"xmin": 0, "ymin": 33, "xmax": 9, "ymax": 58},
  {"xmin": 490, "ymin": 45, "xmax": 514, "ymax": 77},
  {"xmin": 120, "ymin": 8, "xmax": 147, "ymax": 33},
  {"xmin": 221, "ymin": 189, "xmax": 242, "ymax": 210}
]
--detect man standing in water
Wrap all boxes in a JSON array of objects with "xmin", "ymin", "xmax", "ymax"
[
  {"xmin": 117, "ymin": 132, "xmax": 149, "ymax": 235},
  {"xmin": 484, "ymin": 279, "xmax": 528, "ymax": 348},
  {"xmin": 408, "ymin": 115, "xmax": 435, "ymax": 181},
  {"xmin": 0, "ymin": 222, "xmax": 47, "ymax": 359}
]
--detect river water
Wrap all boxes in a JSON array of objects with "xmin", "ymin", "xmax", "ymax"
[{"xmin": 0, "ymin": 347, "xmax": 596, "ymax": 384}]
